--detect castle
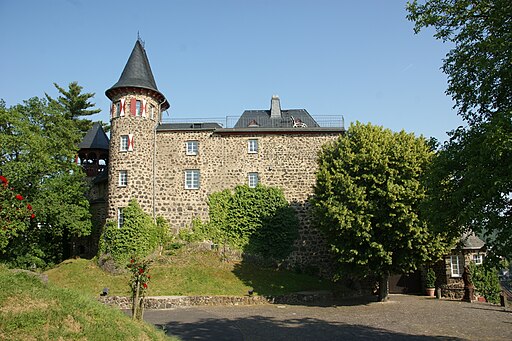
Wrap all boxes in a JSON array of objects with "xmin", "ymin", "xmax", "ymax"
[{"xmin": 79, "ymin": 39, "xmax": 345, "ymax": 269}]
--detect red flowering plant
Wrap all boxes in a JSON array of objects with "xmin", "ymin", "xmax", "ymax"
[
  {"xmin": 127, "ymin": 257, "xmax": 152, "ymax": 320},
  {"xmin": 0, "ymin": 175, "xmax": 35, "ymax": 251}
]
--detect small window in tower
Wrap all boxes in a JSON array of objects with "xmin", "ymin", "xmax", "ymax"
[
  {"xmin": 186, "ymin": 141, "xmax": 199, "ymax": 156},
  {"xmin": 118, "ymin": 208, "xmax": 124, "ymax": 228},
  {"xmin": 120, "ymin": 135, "xmax": 129, "ymax": 152},
  {"xmin": 115, "ymin": 101, "xmax": 121, "ymax": 117},
  {"xmin": 118, "ymin": 170, "xmax": 128, "ymax": 187},
  {"xmin": 149, "ymin": 104, "xmax": 154, "ymax": 120},
  {"xmin": 136, "ymin": 100, "xmax": 142, "ymax": 116}
]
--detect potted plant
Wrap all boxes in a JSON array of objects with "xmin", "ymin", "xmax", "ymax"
[{"xmin": 425, "ymin": 268, "xmax": 436, "ymax": 297}]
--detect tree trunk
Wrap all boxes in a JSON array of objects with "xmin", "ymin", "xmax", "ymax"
[
  {"xmin": 132, "ymin": 279, "xmax": 140, "ymax": 320},
  {"xmin": 379, "ymin": 272, "xmax": 389, "ymax": 302}
]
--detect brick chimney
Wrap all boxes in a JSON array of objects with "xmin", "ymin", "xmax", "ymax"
[{"xmin": 270, "ymin": 95, "xmax": 281, "ymax": 118}]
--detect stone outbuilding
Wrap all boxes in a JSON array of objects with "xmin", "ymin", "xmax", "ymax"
[{"xmin": 436, "ymin": 232, "xmax": 486, "ymax": 299}]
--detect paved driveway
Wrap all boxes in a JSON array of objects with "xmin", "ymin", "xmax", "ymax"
[{"xmin": 144, "ymin": 295, "xmax": 512, "ymax": 340}]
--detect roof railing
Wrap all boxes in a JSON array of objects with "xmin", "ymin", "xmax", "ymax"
[{"xmin": 161, "ymin": 115, "xmax": 344, "ymax": 129}]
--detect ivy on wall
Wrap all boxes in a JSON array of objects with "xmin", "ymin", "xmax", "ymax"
[
  {"xmin": 200, "ymin": 185, "xmax": 299, "ymax": 260},
  {"xmin": 98, "ymin": 199, "xmax": 161, "ymax": 265}
]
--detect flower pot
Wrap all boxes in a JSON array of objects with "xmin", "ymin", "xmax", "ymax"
[{"xmin": 426, "ymin": 288, "xmax": 435, "ymax": 297}]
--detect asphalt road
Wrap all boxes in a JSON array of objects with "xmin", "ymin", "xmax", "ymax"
[{"xmin": 143, "ymin": 294, "xmax": 512, "ymax": 340}]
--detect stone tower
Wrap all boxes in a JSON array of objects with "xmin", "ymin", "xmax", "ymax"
[
  {"xmin": 105, "ymin": 39, "xmax": 169, "ymax": 222},
  {"xmin": 76, "ymin": 122, "xmax": 109, "ymax": 256}
]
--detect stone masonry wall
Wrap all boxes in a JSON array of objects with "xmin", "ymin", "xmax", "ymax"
[
  {"xmin": 154, "ymin": 130, "xmax": 341, "ymax": 271},
  {"xmin": 108, "ymin": 93, "xmax": 161, "ymax": 220}
]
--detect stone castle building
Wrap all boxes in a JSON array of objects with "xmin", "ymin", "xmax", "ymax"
[{"xmin": 82, "ymin": 39, "xmax": 345, "ymax": 268}]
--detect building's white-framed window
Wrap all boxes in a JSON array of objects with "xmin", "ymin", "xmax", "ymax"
[
  {"xmin": 135, "ymin": 100, "xmax": 142, "ymax": 116},
  {"xmin": 473, "ymin": 254, "xmax": 484, "ymax": 265},
  {"xmin": 186, "ymin": 141, "xmax": 199, "ymax": 156},
  {"xmin": 117, "ymin": 208, "xmax": 124, "ymax": 229},
  {"xmin": 248, "ymin": 139, "xmax": 258, "ymax": 153},
  {"xmin": 248, "ymin": 172, "xmax": 259, "ymax": 188},
  {"xmin": 115, "ymin": 101, "xmax": 121, "ymax": 117},
  {"xmin": 185, "ymin": 169, "xmax": 200, "ymax": 189},
  {"xmin": 149, "ymin": 104, "xmax": 154, "ymax": 120},
  {"xmin": 120, "ymin": 135, "xmax": 129, "ymax": 152},
  {"xmin": 118, "ymin": 170, "xmax": 128, "ymax": 187},
  {"xmin": 450, "ymin": 255, "xmax": 463, "ymax": 277}
]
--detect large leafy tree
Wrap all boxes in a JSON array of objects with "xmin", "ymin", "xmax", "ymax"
[
  {"xmin": 0, "ymin": 93, "xmax": 92, "ymax": 268},
  {"xmin": 407, "ymin": 0, "xmax": 511, "ymax": 124},
  {"xmin": 407, "ymin": 1, "xmax": 512, "ymax": 259},
  {"xmin": 312, "ymin": 123, "xmax": 448, "ymax": 301},
  {"xmin": 45, "ymin": 81, "xmax": 102, "ymax": 135}
]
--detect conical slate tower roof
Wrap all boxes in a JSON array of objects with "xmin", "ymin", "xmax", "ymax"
[
  {"xmin": 78, "ymin": 122, "xmax": 109, "ymax": 150},
  {"xmin": 105, "ymin": 40, "xmax": 169, "ymax": 110}
]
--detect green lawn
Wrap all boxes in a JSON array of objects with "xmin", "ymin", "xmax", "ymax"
[
  {"xmin": 45, "ymin": 246, "xmax": 336, "ymax": 298},
  {"xmin": 0, "ymin": 265, "xmax": 175, "ymax": 341}
]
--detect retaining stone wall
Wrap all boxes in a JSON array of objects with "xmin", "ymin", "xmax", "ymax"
[{"xmin": 98, "ymin": 291, "xmax": 337, "ymax": 310}]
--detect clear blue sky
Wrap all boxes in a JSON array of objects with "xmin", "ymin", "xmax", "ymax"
[{"xmin": 0, "ymin": 0, "xmax": 462, "ymax": 141}]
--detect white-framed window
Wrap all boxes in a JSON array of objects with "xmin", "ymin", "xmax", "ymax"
[
  {"xmin": 450, "ymin": 255, "xmax": 463, "ymax": 277},
  {"xmin": 473, "ymin": 254, "xmax": 483, "ymax": 265},
  {"xmin": 185, "ymin": 170, "xmax": 200, "ymax": 189},
  {"xmin": 186, "ymin": 141, "xmax": 199, "ymax": 155},
  {"xmin": 248, "ymin": 139, "xmax": 258, "ymax": 153},
  {"xmin": 117, "ymin": 208, "xmax": 124, "ymax": 229},
  {"xmin": 120, "ymin": 135, "xmax": 129, "ymax": 151},
  {"xmin": 118, "ymin": 170, "xmax": 128, "ymax": 187},
  {"xmin": 248, "ymin": 172, "xmax": 259, "ymax": 188},
  {"xmin": 149, "ymin": 104, "xmax": 154, "ymax": 120},
  {"xmin": 135, "ymin": 100, "xmax": 142, "ymax": 116},
  {"xmin": 115, "ymin": 101, "xmax": 121, "ymax": 117}
]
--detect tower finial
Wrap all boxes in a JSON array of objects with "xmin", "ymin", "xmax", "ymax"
[{"xmin": 137, "ymin": 31, "xmax": 145, "ymax": 48}]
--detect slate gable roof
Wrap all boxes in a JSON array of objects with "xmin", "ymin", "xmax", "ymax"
[
  {"xmin": 78, "ymin": 122, "xmax": 109, "ymax": 150},
  {"xmin": 105, "ymin": 40, "xmax": 169, "ymax": 110},
  {"xmin": 235, "ymin": 109, "xmax": 320, "ymax": 128}
]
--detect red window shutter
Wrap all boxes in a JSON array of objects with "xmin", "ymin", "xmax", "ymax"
[
  {"xmin": 142, "ymin": 99, "xmax": 147, "ymax": 117},
  {"xmin": 128, "ymin": 134, "xmax": 134, "ymax": 151},
  {"xmin": 120, "ymin": 99, "xmax": 125, "ymax": 116},
  {"xmin": 130, "ymin": 98, "xmax": 136, "ymax": 116},
  {"xmin": 110, "ymin": 103, "xmax": 115, "ymax": 118}
]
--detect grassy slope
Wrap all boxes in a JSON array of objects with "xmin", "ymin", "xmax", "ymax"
[
  {"xmin": 0, "ymin": 266, "xmax": 176, "ymax": 341},
  {"xmin": 45, "ymin": 247, "xmax": 335, "ymax": 297}
]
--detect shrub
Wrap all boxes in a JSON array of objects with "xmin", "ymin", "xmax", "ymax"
[
  {"xmin": 468, "ymin": 261, "xmax": 502, "ymax": 304},
  {"xmin": 98, "ymin": 199, "xmax": 160, "ymax": 266},
  {"xmin": 426, "ymin": 268, "xmax": 436, "ymax": 288}
]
